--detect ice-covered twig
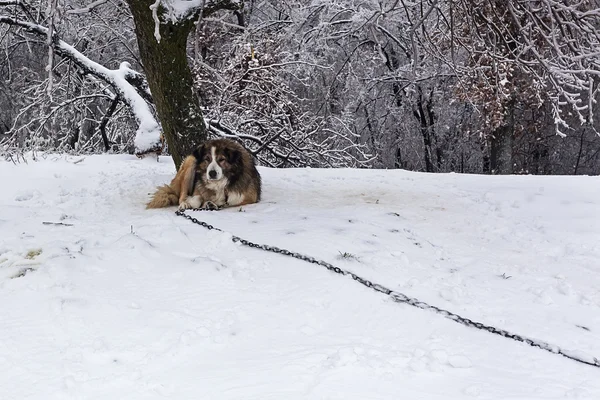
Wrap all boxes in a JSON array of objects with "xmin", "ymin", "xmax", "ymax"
[{"xmin": 66, "ymin": 0, "xmax": 109, "ymax": 14}]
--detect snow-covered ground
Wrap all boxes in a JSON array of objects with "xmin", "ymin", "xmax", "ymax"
[{"xmin": 1, "ymin": 154, "xmax": 599, "ymax": 399}]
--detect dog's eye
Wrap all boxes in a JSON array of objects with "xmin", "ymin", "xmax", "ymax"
[
  {"xmin": 203, "ymin": 155, "xmax": 210, "ymax": 162},
  {"xmin": 217, "ymin": 157, "xmax": 226, "ymax": 163}
]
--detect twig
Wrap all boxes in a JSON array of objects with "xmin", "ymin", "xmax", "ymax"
[{"xmin": 42, "ymin": 221, "xmax": 74, "ymax": 226}]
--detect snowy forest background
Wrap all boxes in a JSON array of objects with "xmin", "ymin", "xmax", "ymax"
[{"xmin": 1, "ymin": 0, "xmax": 599, "ymax": 175}]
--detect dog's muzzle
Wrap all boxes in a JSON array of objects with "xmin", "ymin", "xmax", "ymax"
[{"xmin": 208, "ymin": 170, "xmax": 218, "ymax": 180}]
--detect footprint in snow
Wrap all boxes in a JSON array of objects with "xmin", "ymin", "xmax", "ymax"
[
  {"xmin": 556, "ymin": 280, "xmax": 575, "ymax": 297},
  {"xmin": 409, "ymin": 349, "xmax": 472, "ymax": 372},
  {"xmin": 448, "ymin": 355, "xmax": 472, "ymax": 368},
  {"xmin": 15, "ymin": 191, "xmax": 35, "ymax": 201},
  {"xmin": 439, "ymin": 287, "xmax": 462, "ymax": 303},
  {"xmin": 565, "ymin": 387, "xmax": 590, "ymax": 398},
  {"xmin": 464, "ymin": 385, "xmax": 481, "ymax": 396},
  {"xmin": 300, "ymin": 325, "xmax": 316, "ymax": 336}
]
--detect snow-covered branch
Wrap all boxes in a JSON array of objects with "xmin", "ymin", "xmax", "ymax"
[
  {"xmin": 164, "ymin": 0, "xmax": 240, "ymax": 21},
  {"xmin": 0, "ymin": 15, "xmax": 162, "ymax": 154},
  {"xmin": 66, "ymin": 0, "xmax": 110, "ymax": 15},
  {"xmin": 0, "ymin": 0, "xmax": 35, "ymax": 19},
  {"xmin": 151, "ymin": 0, "xmax": 241, "ymax": 38},
  {"xmin": 145, "ymin": 0, "xmax": 242, "ymax": 47},
  {"xmin": 194, "ymin": 35, "xmax": 374, "ymax": 168},
  {"xmin": 455, "ymin": 0, "xmax": 600, "ymax": 138}
]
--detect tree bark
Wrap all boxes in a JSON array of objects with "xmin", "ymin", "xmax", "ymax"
[{"xmin": 126, "ymin": 0, "xmax": 207, "ymax": 169}]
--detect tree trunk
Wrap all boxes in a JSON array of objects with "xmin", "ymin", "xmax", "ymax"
[
  {"xmin": 490, "ymin": 124, "xmax": 513, "ymax": 174},
  {"xmin": 573, "ymin": 128, "xmax": 586, "ymax": 175},
  {"xmin": 394, "ymin": 147, "xmax": 403, "ymax": 169},
  {"xmin": 126, "ymin": 0, "xmax": 206, "ymax": 169},
  {"xmin": 482, "ymin": 142, "xmax": 491, "ymax": 174},
  {"xmin": 413, "ymin": 87, "xmax": 436, "ymax": 172}
]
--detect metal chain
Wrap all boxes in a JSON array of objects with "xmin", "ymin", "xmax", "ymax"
[{"xmin": 176, "ymin": 208, "xmax": 600, "ymax": 369}]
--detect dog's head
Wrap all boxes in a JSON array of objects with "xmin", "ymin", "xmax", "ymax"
[{"xmin": 193, "ymin": 140, "xmax": 242, "ymax": 182}]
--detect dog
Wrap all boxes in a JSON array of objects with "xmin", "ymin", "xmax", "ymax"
[{"xmin": 146, "ymin": 138, "xmax": 261, "ymax": 210}]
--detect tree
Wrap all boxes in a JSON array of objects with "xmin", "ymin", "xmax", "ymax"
[
  {"xmin": 191, "ymin": 4, "xmax": 374, "ymax": 167},
  {"xmin": 124, "ymin": 0, "xmax": 240, "ymax": 168},
  {"xmin": 453, "ymin": 0, "xmax": 600, "ymax": 173}
]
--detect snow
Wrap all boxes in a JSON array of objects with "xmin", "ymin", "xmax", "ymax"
[
  {"xmin": 160, "ymin": 0, "xmax": 207, "ymax": 21},
  {"xmin": 149, "ymin": 0, "xmax": 162, "ymax": 42},
  {"xmin": 1, "ymin": 154, "xmax": 600, "ymax": 399},
  {"xmin": 154, "ymin": 0, "xmax": 240, "ymax": 22}
]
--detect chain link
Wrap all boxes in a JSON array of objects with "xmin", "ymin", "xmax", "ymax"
[{"xmin": 176, "ymin": 208, "xmax": 600, "ymax": 369}]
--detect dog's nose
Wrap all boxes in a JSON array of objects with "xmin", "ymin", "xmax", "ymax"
[{"xmin": 209, "ymin": 170, "xmax": 217, "ymax": 179}]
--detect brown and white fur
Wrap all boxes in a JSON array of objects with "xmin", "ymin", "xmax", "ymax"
[{"xmin": 146, "ymin": 139, "xmax": 261, "ymax": 210}]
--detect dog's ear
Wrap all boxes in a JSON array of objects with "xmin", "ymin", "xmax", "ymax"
[
  {"xmin": 224, "ymin": 147, "xmax": 241, "ymax": 165},
  {"xmin": 192, "ymin": 143, "xmax": 207, "ymax": 162}
]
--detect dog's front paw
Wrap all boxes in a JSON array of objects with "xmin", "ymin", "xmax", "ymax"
[
  {"xmin": 203, "ymin": 201, "xmax": 220, "ymax": 211},
  {"xmin": 179, "ymin": 195, "xmax": 202, "ymax": 210}
]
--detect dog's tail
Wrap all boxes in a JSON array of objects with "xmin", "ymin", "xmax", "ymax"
[{"xmin": 146, "ymin": 185, "xmax": 179, "ymax": 209}]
